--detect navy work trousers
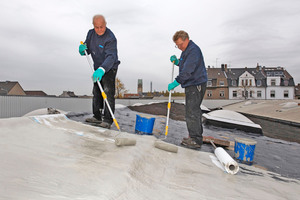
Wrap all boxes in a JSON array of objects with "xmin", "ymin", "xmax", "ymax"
[
  {"xmin": 92, "ymin": 68, "xmax": 117, "ymax": 124},
  {"xmin": 185, "ymin": 82, "xmax": 207, "ymax": 145}
]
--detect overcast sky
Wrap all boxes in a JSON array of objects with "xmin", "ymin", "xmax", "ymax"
[{"xmin": 1, "ymin": 0, "xmax": 299, "ymax": 95}]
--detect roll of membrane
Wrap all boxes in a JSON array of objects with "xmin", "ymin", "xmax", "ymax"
[{"xmin": 214, "ymin": 147, "xmax": 239, "ymax": 175}]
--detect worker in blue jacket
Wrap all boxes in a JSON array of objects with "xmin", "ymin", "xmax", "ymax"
[
  {"xmin": 169, "ymin": 30, "xmax": 207, "ymax": 149},
  {"xmin": 79, "ymin": 15, "xmax": 120, "ymax": 129}
]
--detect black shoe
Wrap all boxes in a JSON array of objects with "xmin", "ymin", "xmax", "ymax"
[
  {"xmin": 99, "ymin": 121, "xmax": 111, "ymax": 129},
  {"xmin": 181, "ymin": 138, "xmax": 201, "ymax": 149},
  {"xmin": 85, "ymin": 117, "xmax": 102, "ymax": 124}
]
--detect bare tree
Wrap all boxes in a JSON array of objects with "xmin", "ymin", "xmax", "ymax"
[{"xmin": 115, "ymin": 77, "xmax": 128, "ymax": 98}]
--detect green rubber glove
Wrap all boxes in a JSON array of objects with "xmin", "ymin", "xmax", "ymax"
[
  {"xmin": 170, "ymin": 55, "xmax": 179, "ymax": 66},
  {"xmin": 93, "ymin": 68, "xmax": 105, "ymax": 82},
  {"xmin": 79, "ymin": 44, "xmax": 87, "ymax": 56},
  {"xmin": 168, "ymin": 80, "xmax": 180, "ymax": 91}
]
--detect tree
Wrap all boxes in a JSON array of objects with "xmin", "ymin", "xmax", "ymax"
[{"xmin": 115, "ymin": 77, "xmax": 128, "ymax": 98}]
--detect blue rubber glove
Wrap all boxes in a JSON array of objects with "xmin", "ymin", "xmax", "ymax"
[
  {"xmin": 79, "ymin": 44, "xmax": 87, "ymax": 56},
  {"xmin": 170, "ymin": 55, "xmax": 179, "ymax": 66},
  {"xmin": 168, "ymin": 80, "xmax": 180, "ymax": 91},
  {"xmin": 93, "ymin": 68, "xmax": 105, "ymax": 82}
]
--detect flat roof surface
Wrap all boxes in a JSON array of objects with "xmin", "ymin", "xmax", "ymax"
[
  {"xmin": 223, "ymin": 100, "xmax": 300, "ymax": 123},
  {"xmin": 2, "ymin": 108, "xmax": 300, "ymax": 199}
]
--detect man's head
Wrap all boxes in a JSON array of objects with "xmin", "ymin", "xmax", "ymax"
[
  {"xmin": 93, "ymin": 15, "xmax": 107, "ymax": 36},
  {"xmin": 173, "ymin": 30, "xmax": 190, "ymax": 51}
]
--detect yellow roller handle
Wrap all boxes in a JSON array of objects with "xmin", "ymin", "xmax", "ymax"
[
  {"xmin": 165, "ymin": 126, "xmax": 169, "ymax": 136},
  {"xmin": 101, "ymin": 92, "xmax": 107, "ymax": 100},
  {"xmin": 80, "ymin": 41, "xmax": 84, "ymax": 45},
  {"xmin": 168, "ymin": 102, "xmax": 171, "ymax": 109},
  {"xmin": 113, "ymin": 118, "xmax": 120, "ymax": 130}
]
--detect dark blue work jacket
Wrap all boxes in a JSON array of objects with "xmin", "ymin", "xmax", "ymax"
[
  {"xmin": 175, "ymin": 40, "xmax": 207, "ymax": 88},
  {"xmin": 84, "ymin": 28, "xmax": 120, "ymax": 71}
]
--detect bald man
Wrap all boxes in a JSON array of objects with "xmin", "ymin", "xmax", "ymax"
[{"xmin": 79, "ymin": 15, "xmax": 120, "ymax": 129}]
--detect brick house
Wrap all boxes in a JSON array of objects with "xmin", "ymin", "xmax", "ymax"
[
  {"xmin": 0, "ymin": 81, "xmax": 26, "ymax": 96},
  {"xmin": 204, "ymin": 65, "xmax": 228, "ymax": 99}
]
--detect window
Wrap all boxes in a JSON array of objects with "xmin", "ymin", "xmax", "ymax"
[
  {"xmin": 284, "ymin": 90, "xmax": 289, "ymax": 98},
  {"xmin": 242, "ymin": 80, "xmax": 245, "ymax": 86},
  {"xmin": 271, "ymin": 79, "xmax": 276, "ymax": 86},
  {"xmin": 233, "ymin": 91, "xmax": 237, "ymax": 97},
  {"xmin": 219, "ymin": 81, "xmax": 225, "ymax": 86},
  {"xmin": 249, "ymin": 80, "xmax": 252, "ymax": 86},
  {"xmin": 220, "ymin": 91, "xmax": 225, "ymax": 97},
  {"xmin": 207, "ymin": 90, "xmax": 212, "ymax": 97},
  {"xmin": 250, "ymin": 91, "xmax": 253, "ymax": 97},
  {"xmin": 245, "ymin": 79, "xmax": 248, "ymax": 86},
  {"xmin": 245, "ymin": 91, "xmax": 248, "ymax": 98},
  {"xmin": 257, "ymin": 80, "xmax": 261, "ymax": 86},
  {"xmin": 270, "ymin": 90, "xmax": 275, "ymax": 98},
  {"xmin": 207, "ymin": 81, "xmax": 212, "ymax": 87},
  {"xmin": 257, "ymin": 91, "xmax": 262, "ymax": 98},
  {"xmin": 232, "ymin": 80, "xmax": 236, "ymax": 86}
]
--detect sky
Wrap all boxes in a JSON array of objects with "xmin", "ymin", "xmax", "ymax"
[{"xmin": 0, "ymin": 0, "xmax": 300, "ymax": 95}]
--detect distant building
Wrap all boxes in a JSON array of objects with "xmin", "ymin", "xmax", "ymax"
[
  {"xmin": 138, "ymin": 79, "xmax": 143, "ymax": 96},
  {"xmin": 205, "ymin": 65, "xmax": 228, "ymax": 99},
  {"xmin": 263, "ymin": 66, "xmax": 295, "ymax": 99},
  {"xmin": 123, "ymin": 93, "xmax": 139, "ymax": 99},
  {"xmin": 25, "ymin": 90, "xmax": 48, "ymax": 96},
  {"xmin": 59, "ymin": 91, "xmax": 78, "ymax": 98},
  {"xmin": 295, "ymin": 84, "xmax": 300, "ymax": 99},
  {"xmin": 205, "ymin": 64, "xmax": 295, "ymax": 100},
  {"xmin": 227, "ymin": 66, "xmax": 266, "ymax": 99},
  {"xmin": 0, "ymin": 81, "xmax": 26, "ymax": 96}
]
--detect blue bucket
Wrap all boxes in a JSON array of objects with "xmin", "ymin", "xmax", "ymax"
[
  {"xmin": 234, "ymin": 137, "xmax": 257, "ymax": 165},
  {"xmin": 135, "ymin": 114, "xmax": 155, "ymax": 135}
]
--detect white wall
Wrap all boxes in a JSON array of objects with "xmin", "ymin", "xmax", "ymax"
[
  {"xmin": 0, "ymin": 96, "xmax": 242, "ymax": 118},
  {"xmin": 229, "ymin": 87, "xmax": 266, "ymax": 99},
  {"xmin": 266, "ymin": 87, "xmax": 294, "ymax": 100}
]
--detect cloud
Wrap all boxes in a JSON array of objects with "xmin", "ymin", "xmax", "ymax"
[{"xmin": 0, "ymin": 0, "xmax": 299, "ymax": 96}]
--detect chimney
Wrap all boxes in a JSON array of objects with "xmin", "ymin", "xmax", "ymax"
[
  {"xmin": 221, "ymin": 64, "xmax": 225, "ymax": 71},
  {"xmin": 224, "ymin": 64, "xmax": 228, "ymax": 72}
]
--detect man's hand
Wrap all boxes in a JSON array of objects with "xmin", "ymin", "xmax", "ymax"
[
  {"xmin": 168, "ymin": 80, "xmax": 180, "ymax": 91},
  {"xmin": 170, "ymin": 55, "xmax": 179, "ymax": 66},
  {"xmin": 79, "ymin": 44, "xmax": 87, "ymax": 56},
  {"xmin": 93, "ymin": 68, "xmax": 105, "ymax": 82}
]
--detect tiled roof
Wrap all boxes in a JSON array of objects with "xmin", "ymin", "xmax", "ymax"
[
  {"xmin": 206, "ymin": 68, "xmax": 226, "ymax": 79},
  {"xmin": 25, "ymin": 91, "xmax": 48, "ymax": 96},
  {"xmin": 0, "ymin": 81, "xmax": 18, "ymax": 93}
]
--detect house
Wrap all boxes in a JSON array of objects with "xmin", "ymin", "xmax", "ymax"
[
  {"xmin": 59, "ymin": 91, "xmax": 78, "ymax": 98},
  {"xmin": 295, "ymin": 84, "xmax": 300, "ymax": 99},
  {"xmin": 204, "ymin": 65, "xmax": 228, "ymax": 99},
  {"xmin": 123, "ymin": 93, "xmax": 140, "ymax": 99},
  {"xmin": 263, "ymin": 67, "xmax": 295, "ymax": 99},
  {"xmin": 25, "ymin": 91, "xmax": 48, "ymax": 96},
  {"xmin": 0, "ymin": 81, "xmax": 26, "ymax": 96},
  {"xmin": 226, "ymin": 66, "xmax": 267, "ymax": 99}
]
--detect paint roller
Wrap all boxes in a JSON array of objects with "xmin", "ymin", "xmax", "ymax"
[
  {"xmin": 115, "ymin": 138, "xmax": 136, "ymax": 146},
  {"xmin": 154, "ymin": 140, "xmax": 178, "ymax": 153},
  {"xmin": 103, "ymin": 130, "xmax": 137, "ymax": 147},
  {"xmin": 153, "ymin": 62, "xmax": 179, "ymax": 153}
]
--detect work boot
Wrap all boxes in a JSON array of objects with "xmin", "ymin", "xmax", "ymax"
[
  {"xmin": 99, "ymin": 121, "xmax": 111, "ymax": 129},
  {"xmin": 182, "ymin": 137, "xmax": 190, "ymax": 142},
  {"xmin": 85, "ymin": 117, "xmax": 102, "ymax": 124},
  {"xmin": 181, "ymin": 138, "xmax": 201, "ymax": 149}
]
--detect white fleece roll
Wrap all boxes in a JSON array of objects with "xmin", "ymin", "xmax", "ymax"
[{"xmin": 214, "ymin": 147, "xmax": 239, "ymax": 175}]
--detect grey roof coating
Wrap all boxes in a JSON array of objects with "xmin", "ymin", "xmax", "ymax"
[{"xmin": 1, "ymin": 109, "xmax": 300, "ymax": 199}]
